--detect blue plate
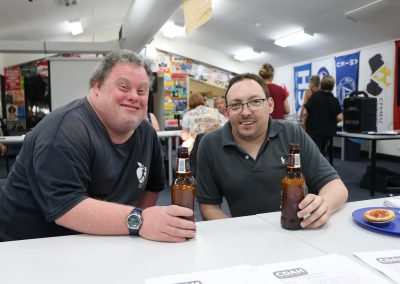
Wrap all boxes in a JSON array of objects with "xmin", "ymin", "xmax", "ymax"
[{"xmin": 352, "ymin": 207, "xmax": 400, "ymax": 236}]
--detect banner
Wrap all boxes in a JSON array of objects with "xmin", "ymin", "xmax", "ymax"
[
  {"xmin": 359, "ymin": 42, "xmax": 394, "ymax": 131},
  {"xmin": 293, "ymin": 63, "xmax": 311, "ymax": 118},
  {"xmin": 312, "ymin": 57, "xmax": 336, "ymax": 95},
  {"xmin": 395, "ymin": 40, "xmax": 400, "ymax": 130},
  {"xmin": 335, "ymin": 52, "xmax": 360, "ymax": 107}
]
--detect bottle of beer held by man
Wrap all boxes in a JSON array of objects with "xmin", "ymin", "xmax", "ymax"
[
  {"xmin": 280, "ymin": 143, "xmax": 305, "ymax": 230},
  {"xmin": 171, "ymin": 147, "xmax": 196, "ymax": 221}
]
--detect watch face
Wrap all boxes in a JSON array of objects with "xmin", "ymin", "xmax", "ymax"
[{"xmin": 127, "ymin": 213, "xmax": 141, "ymax": 230}]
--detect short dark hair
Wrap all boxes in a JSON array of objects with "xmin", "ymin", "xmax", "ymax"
[
  {"xmin": 320, "ymin": 75, "xmax": 335, "ymax": 91},
  {"xmin": 89, "ymin": 49, "xmax": 153, "ymax": 88},
  {"xmin": 225, "ymin": 73, "xmax": 270, "ymax": 104}
]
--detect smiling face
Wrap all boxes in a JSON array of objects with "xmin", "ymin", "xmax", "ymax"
[
  {"xmin": 90, "ymin": 62, "xmax": 150, "ymax": 143},
  {"xmin": 226, "ymin": 79, "xmax": 273, "ymax": 143}
]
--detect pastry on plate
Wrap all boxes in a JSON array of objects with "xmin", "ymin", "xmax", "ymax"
[{"xmin": 363, "ymin": 209, "xmax": 395, "ymax": 223}]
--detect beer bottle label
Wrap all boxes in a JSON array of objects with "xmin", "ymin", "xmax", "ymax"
[
  {"xmin": 177, "ymin": 158, "xmax": 190, "ymax": 173},
  {"xmin": 288, "ymin": 153, "xmax": 301, "ymax": 168}
]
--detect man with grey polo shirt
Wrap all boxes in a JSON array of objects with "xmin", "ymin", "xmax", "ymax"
[{"xmin": 196, "ymin": 73, "xmax": 348, "ymax": 229}]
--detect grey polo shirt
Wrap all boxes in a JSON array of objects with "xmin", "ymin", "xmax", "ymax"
[{"xmin": 196, "ymin": 119, "xmax": 339, "ymax": 217}]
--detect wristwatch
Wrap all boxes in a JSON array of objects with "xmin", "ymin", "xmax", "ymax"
[{"xmin": 126, "ymin": 208, "xmax": 143, "ymax": 236}]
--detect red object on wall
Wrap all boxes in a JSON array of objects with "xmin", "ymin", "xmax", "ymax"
[{"xmin": 395, "ymin": 40, "xmax": 400, "ymax": 130}]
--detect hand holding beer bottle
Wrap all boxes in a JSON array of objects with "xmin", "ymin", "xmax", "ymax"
[
  {"xmin": 281, "ymin": 143, "xmax": 305, "ymax": 230},
  {"xmin": 171, "ymin": 147, "xmax": 196, "ymax": 221}
]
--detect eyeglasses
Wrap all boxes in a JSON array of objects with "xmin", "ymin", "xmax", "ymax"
[{"xmin": 226, "ymin": 98, "xmax": 268, "ymax": 114}]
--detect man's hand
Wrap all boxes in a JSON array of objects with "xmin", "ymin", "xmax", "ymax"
[
  {"xmin": 297, "ymin": 194, "xmax": 330, "ymax": 229},
  {"xmin": 139, "ymin": 205, "xmax": 196, "ymax": 242}
]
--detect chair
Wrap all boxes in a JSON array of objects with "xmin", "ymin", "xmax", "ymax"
[
  {"xmin": 189, "ymin": 133, "xmax": 205, "ymax": 178},
  {"xmin": 5, "ymin": 144, "xmax": 22, "ymax": 174}
]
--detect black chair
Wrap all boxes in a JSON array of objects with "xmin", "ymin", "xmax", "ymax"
[
  {"xmin": 5, "ymin": 144, "xmax": 22, "ymax": 173},
  {"xmin": 189, "ymin": 133, "xmax": 205, "ymax": 178}
]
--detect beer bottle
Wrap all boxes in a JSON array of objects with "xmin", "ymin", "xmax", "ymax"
[
  {"xmin": 171, "ymin": 147, "xmax": 196, "ymax": 221},
  {"xmin": 281, "ymin": 143, "xmax": 305, "ymax": 230}
]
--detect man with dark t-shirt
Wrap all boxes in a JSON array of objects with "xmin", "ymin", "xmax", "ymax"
[{"xmin": 0, "ymin": 50, "xmax": 196, "ymax": 242}]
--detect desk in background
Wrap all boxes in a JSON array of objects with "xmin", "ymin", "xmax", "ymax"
[
  {"xmin": 0, "ymin": 135, "xmax": 25, "ymax": 144},
  {"xmin": 336, "ymin": 131, "xmax": 400, "ymax": 196},
  {"xmin": 0, "ymin": 131, "xmax": 182, "ymax": 185}
]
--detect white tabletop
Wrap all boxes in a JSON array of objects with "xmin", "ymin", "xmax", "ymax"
[
  {"xmin": 336, "ymin": 131, "xmax": 400, "ymax": 140},
  {"xmin": 0, "ymin": 135, "xmax": 25, "ymax": 144},
  {"xmin": 1, "ymin": 199, "xmax": 398, "ymax": 283},
  {"xmin": 258, "ymin": 198, "xmax": 399, "ymax": 265},
  {"xmin": 0, "ymin": 215, "xmax": 323, "ymax": 284}
]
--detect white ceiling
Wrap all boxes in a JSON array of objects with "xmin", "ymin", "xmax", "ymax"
[{"xmin": 1, "ymin": 0, "xmax": 400, "ymax": 68}]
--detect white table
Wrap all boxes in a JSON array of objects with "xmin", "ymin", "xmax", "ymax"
[
  {"xmin": 258, "ymin": 198, "xmax": 399, "ymax": 272},
  {"xmin": 0, "ymin": 215, "xmax": 323, "ymax": 284},
  {"xmin": 336, "ymin": 131, "xmax": 400, "ymax": 196},
  {"xmin": 0, "ymin": 135, "xmax": 25, "ymax": 144}
]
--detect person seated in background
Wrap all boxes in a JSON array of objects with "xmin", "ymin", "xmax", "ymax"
[
  {"xmin": 0, "ymin": 49, "xmax": 196, "ymax": 242},
  {"xmin": 214, "ymin": 96, "xmax": 228, "ymax": 125},
  {"xmin": 300, "ymin": 75, "xmax": 320, "ymax": 123},
  {"xmin": 181, "ymin": 92, "xmax": 221, "ymax": 152},
  {"xmin": 258, "ymin": 63, "xmax": 290, "ymax": 119},
  {"xmin": 196, "ymin": 73, "xmax": 348, "ymax": 228},
  {"xmin": 147, "ymin": 112, "xmax": 160, "ymax": 131},
  {"xmin": 303, "ymin": 75, "xmax": 343, "ymax": 155}
]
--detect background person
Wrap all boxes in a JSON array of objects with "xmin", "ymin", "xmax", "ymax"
[
  {"xmin": 0, "ymin": 50, "xmax": 196, "ymax": 242},
  {"xmin": 214, "ymin": 96, "xmax": 228, "ymax": 125},
  {"xmin": 258, "ymin": 63, "xmax": 290, "ymax": 119},
  {"xmin": 181, "ymin": 92, "xmax": 221, "ymax": 152},
  {"xmin": 300, "ymin": 75, "xmax": 320, "ymax": 123},
  {"xmin": 147, "ymin": 112, "xmax": 160, "ymax": 131},
  {"xmin": 303, "ymin": 75, "xmax": 342, "ymax": 155},
  {"xmin": 196, "ymin": 73, "xmax": 348, "ymax": 228}
]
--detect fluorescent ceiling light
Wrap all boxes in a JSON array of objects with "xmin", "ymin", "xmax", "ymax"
[
  {"xmin": 160, "ymin": 21, "xmax": 185, "ymax": 38},
  {"xmin": 68, "ymin": 19, "xmax": 83, "ymax": 36},
  {"xmin": 233, "ymin": 48, "xmax": 263, "ymax": 61},
  {"xmin": 274, "ymin": 30, "xmax": 313, "ymax": 47}
]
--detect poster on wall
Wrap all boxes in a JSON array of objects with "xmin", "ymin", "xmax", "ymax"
[
  {"xmin": 395, "ymin": 40, "xmax": 400, "ymax": 130},
  {"xmin": 312, "ymin": 57, "xmax": 336, "ymax": 95},
  {"xmin": 335, "ymin": 52, "xmax": 360, "ymax": 107},
  {"xmin": 5, "ymin": 67, "xmax": 21, "ymax": 91},
  {"xmin": 359, "ymin": 42, "xmax": 394, "ymax": 131},
  {"xmin": 293, "ymin": 63, "xmax": 311, "ymax": 119}
]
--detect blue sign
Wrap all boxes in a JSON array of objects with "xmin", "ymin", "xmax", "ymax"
[
  {"xmin": 294, "ymin": 63, "xmax": 311, "ymax": 118},
  {"xmin": 335, "ymin": 52, "xmax": 359, "ymax": 107}
]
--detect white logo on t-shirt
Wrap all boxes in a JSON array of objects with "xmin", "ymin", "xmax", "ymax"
[
  {"xmin": 280, "ymin": 157, "xmax": 285, "ymax": 164},
  {"xmin": 136, "ymin": 162, "xmax": 147, "ymax": 187}
]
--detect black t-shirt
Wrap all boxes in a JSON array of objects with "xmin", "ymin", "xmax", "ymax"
[
  {"xmin": 0, "ymin": 98, "xmax": 166, "ymax": 241},
  {"xmin": 304, "ymin": 91, "xmax": 341, "ymax": 137}
]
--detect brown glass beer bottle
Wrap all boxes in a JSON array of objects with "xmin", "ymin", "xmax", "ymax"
[
  {"xmin": 281, "ymin": 143, "xmax": 305, "ymax": 230},
  {"xmin": 171, "ymin": 147, "xmax": 196, "ymax": 221}
]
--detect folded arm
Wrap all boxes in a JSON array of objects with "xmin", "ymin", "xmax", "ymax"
[
  {"xmin": 199, "ymin": 203, "xmax": 229, "ymax": 220},
  {"xmin": 56, "ymin": 198, "xmax": 196, "ymax": 242}
]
